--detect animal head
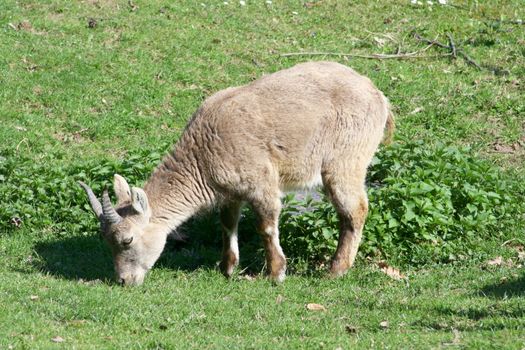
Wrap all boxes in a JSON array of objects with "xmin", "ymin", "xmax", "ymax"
[{"xmin": 79, "ymin": 174, "xmax": 164, "ymax": 286}]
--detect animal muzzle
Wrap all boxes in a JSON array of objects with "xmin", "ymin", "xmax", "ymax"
[{"xmin": 117, "ymin": 273, "xmax": 145, "ymax": 286}]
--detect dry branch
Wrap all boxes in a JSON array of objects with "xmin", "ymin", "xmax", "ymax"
[
  {"xmin": 446, "ymin": 33, "xmax": 457, "ymax": 59},
  {"xmin": 280, "ymin": 43, "xmax": 445, "ymax": 60},
  {"xmin": 414, "ymin": 32, "xmax": 482, "ymax": 70}
]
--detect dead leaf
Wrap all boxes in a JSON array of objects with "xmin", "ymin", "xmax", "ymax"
[
  {"xmin": 239, "ymin": 274, "xmax": 256, "ymax": 281},
  {"xmin": 15, "ymin": 20, "xmax": 45, "ymax": 35},
  {"xmin": 10, "ymin": 217, "xmax": 22, "ymax": 228},
  {"xmin": 492, "ymin": 142, "xmax": 515, "ymax": 154},
  {"xmin": 30, "ymin": 295, "xmax": 39, "ymax": 301},
  {"xmin": 306, "ymin": 303, "xmax": 326, "ymax": 311},
  {"xmin": 128, "ymin": 0, "xmax": 138, "ymax": 11},
  {"xmin": 67, "ymin": 320, "xmax": 86, "ymax": 327},
  {"xmin": 408, "ymin": 107, "xmax": 424, "ymax": 115},
  {"xmin": 377, "ymin": 262, "xmax": 406, "ymax": 280},
  {"xmin": 51, "ymin": 336, "xmax": 65, "ymax": 343},
  {"xmin": 518, "ymin": 251, "xmax": 525, "ymax": 261},
  {"xmin": 379, "ymin": 320, "xmax": 389, "ymax": 329},
  {"xmin": 276, "ymin": 294, "xmax": 284, "ymax": 304},
  {"xmin": 77, "ymin": 278, "xmax": 101, "ymax": 285},
  {"xmin": 373, "ymin": 36, "xmax": 387, "ymax": 47},
  {"xmin": 22, "ymin": 58, "xmax": 38, "ymax": 72},
  {"xmin": 18, "ymin": 20, "xmax": 33, "ymax": 31},
  {"xmin": 504, "ymin": 243, "xmax": 525, "ymax": 261},
  {"xmin": 442, "ymin": 328, "xmax": 461, "ymax": 346},
  {"xmin": 486, "ymin": 256, "xmax": 503, "ymax": 266},
  {"xmin": 304, "ymin": 2, "xmax": 320, "ymax": 8}
]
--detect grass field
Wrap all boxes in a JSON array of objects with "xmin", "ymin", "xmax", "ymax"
[{"xmin": 1, "ymin": 0, "xmax": 524, "ymax": 348}]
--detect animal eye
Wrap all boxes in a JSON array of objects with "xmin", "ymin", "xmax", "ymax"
[{"xmin": 122, "ymin": 237, "xmax": 134, "ymax": 246}]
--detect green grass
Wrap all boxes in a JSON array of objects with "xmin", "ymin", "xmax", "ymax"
[
  {"xmin": 1, "ymin": 249, "xmax": 525, "ymax": 348},
  {"xmin": 1, "ymin": 0, "xmax": 524, "ymax": 348}
]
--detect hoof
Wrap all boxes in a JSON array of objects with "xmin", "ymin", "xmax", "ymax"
[
  {"xmin": 269, "ymin": 268, "xmax": 286, "ymax": 284},
  {"xmin": 219, "ymin": 261, "xmax": 236, "ymax": 279},
  {"xmin": 219, "ymin": 251, "xmax": 238, "ymax": 278},
  {"xmin": 329, "ymin": 260, "xmax": 350, "ymax": 278}
]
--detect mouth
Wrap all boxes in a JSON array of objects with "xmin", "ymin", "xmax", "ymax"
[{"xmin": 117, "ymin": 274, "xmax": 145, "ymax": 286}]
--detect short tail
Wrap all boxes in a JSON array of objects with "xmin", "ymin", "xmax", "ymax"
[{"xmin": 382, "ymin": 100, "xmax": 395, "ymax": 145}]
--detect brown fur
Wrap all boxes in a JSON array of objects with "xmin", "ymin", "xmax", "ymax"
[{"xmin": 80, "ymin": 61, "xmax": 394, "ymax": 285}]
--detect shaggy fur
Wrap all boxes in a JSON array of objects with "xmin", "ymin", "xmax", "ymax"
[{"xmin": 80, "ymin": 61, "xmax": 394, "ymax": 285}]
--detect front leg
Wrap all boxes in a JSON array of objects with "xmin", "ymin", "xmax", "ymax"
[
  {"xmin": 252, "ymin": 197, "xmax": 287, "ymax": 283},
  {"xmin": 219, "ymin": 201, "xmax": 242, "ymax": 278}
]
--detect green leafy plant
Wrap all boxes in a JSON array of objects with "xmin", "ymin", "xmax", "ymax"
[
  {"xmin": 0, "ymin": 148, "xmax": 166, "ymax": 235},
  {"xmin": 279, "ymin": 140, "xmax": 524, "ymax": 266},
  {"xmin": 279, "ymin": 195, "xmax": 339, "ymax": 269}
]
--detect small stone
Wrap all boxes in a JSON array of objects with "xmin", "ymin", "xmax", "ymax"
[{"xmin": 87, "ymin": 18, "xmax": 97, "ymax": 28}]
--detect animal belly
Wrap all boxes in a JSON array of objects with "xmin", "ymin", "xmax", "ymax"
[{"xmin": 279, "ymin": 170, "xmax": 323, "ymax": 191}]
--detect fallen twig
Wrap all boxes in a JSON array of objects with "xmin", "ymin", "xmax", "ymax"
[
  {"xmin": 459, "ymin": 50, "xmax": 482, "ymax": 69},
  {"xmin": 485, "ymin": 18, "xmax": 524, "ymax": 26},
  {"xmin": 414, "ymin": 32, "xmax": 482, "ymax": 70},
  {"xmin": 503, "ymin": 19, "xmax": 524, "ymax": 25},
  {"xmin": 280, "ymin": 52, "xmax": 443, "ymax": 59},
  {"xmin": 501, "ymin": 238, "xmax": 523, "ymax": 247},
  {"xmin": 280, "ymin": 43, "xmax": 444, "ymax": 60},
  {"xmin": 280, "ymin": 52, "xmax": 449, "ymax": 60},
  {"xmin": 413, "ymin": 33, "xmax": 449, "ymax": 49},
  {"xmin": 16, "ymin": 138, "xmax": 29, "ymax": 152},
  {"xmin": 446, "ymin": 33, "xmax": 457, "ymax": 59}
]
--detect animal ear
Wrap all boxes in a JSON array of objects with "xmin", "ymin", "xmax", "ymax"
[
  {"xmin": 130, "ymin": 187, "xmax": 149, "ymax": 216},
  {"xmin": 114, "ymin": 174, "xmax": 131, "ymax": 204}
]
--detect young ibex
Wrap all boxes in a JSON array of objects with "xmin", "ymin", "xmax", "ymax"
[{"xmin": 79, "ymin": 61, "xmax": 394, "ymax": 286}]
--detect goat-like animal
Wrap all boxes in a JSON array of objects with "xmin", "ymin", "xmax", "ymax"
[{"xmin": 80, "ymin": 61, "xmax": 394, "ymax": 286}]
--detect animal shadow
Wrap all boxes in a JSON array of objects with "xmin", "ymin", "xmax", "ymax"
[
  {"xmin": 31, "ymin": 214, "xmax": 259, "ymax": 283},
  {"xmin": 479, "ymin": 273, "xmax": 525, "ymax": 298},
  {"xmin": 157, "ymin": 214, "xmax": 265, "ymax": 275},
  {"xmin": 32, "ymin": 234, "xmax": 115, "ymax": 282}
]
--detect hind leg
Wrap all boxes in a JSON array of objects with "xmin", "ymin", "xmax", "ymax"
[
  {"xmin": 219, "ymin": 201, "xmax": 243, "ymax": 278},
  {"xmin": 323, "ymin": 167, "xmax": 369, "ymax": 277}
]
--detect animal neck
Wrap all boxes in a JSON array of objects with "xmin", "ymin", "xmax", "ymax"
[{"xmin": 142, "ymin": 151, "xmax": 216, "ymax": 236}]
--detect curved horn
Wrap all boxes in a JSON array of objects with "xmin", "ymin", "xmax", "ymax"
[
  {"xmin": 102, "ymin": 189, "xmax": 122, "ymax": 225},
  {"xmin": 78, "ymin": 181, "xmax": 103, "ymax": 221}
]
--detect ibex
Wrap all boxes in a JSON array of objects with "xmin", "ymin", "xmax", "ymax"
[{"xmin": 79, "ymin": 61, "xmax": 394, "ymax": 286}]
